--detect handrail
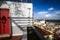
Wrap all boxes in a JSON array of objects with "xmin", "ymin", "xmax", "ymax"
[{"xmin": 34, "ymin": 26, "xmax": 59, "ymax": 40}]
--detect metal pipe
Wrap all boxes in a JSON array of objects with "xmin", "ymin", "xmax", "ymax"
[
  {"xmin": 18, "ymin": 0, "xmax": 22, "ymax": 2},
  {"xmin": 27, "ymin": 0, "xmax": 31, "ymax": 3}
]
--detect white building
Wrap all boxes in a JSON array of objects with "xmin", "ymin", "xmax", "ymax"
[
  {"xmin": 34, "ymin": 20, "xmax": 46, "ymax": 26},
  {"xmin": 0, "ymin": 1, "xmax": 33, "ymax": 40}
]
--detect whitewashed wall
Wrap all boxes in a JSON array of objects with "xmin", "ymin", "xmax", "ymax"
[
  {"xmin": 0, "ymin": 1, "xmax": 33, "ymax": 36},
  {"xmin": 0, "ymin": 1, "xmax": 33, "ymax": 17}
]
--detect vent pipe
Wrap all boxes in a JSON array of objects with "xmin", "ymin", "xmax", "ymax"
[
  {"xmin": 18, "ymin": 0, "xmax": 32, "ymax": 3},
  {"xmin": 27, "ymin": 0, "xmax": 31, "ymax": 3},
  {"xmin": 18, "ymin": 0, "xmax": 22, "ymax": 2}
]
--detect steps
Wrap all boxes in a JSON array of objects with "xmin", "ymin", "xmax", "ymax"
[
  {"xmin": 22, "ymin": 27, "xmax": 27, "ymax": 40},
  {"xmin": 11, "ymin": 17, "xmax": 30, "ymax": 40}
]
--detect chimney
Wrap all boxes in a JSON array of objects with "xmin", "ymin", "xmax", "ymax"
[
  {"xmin": 27, "ymin": 0, "xmax": 31, "ymax": 3},
  {"xmin": 18, "ymin": 0, "xmax": 22, "ymax": 2}
]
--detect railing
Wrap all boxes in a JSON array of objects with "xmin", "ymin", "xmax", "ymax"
[{"xmin": 34, "ymin": 26, "xmax": 59, "ymax": 40}]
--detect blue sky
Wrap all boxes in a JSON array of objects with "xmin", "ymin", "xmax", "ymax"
[
  {"xmin": 32, "ymin": 0, "xmax": 60, "ymax": 20},
  {"xmin": 8, "ymin": 0, "xmax": 60, "ymax": 20}
]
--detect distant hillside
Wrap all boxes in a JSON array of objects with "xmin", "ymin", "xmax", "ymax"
[{"xmin": 45, "ymin": 20, "xmax": 60, "ymax": 24}]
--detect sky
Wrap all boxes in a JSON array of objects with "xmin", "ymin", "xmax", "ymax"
[
  {"xmin": 32, "ymin": 0, "xmax": 60, "ymax": 20},
  {"xmin": 2, "ymin": 0, "xmax": 60, "ymax": 20}
]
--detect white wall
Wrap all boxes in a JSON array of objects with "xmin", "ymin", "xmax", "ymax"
[{"xmin": 0, "ymin": 1, "xmax": 33, "ymax": 36}]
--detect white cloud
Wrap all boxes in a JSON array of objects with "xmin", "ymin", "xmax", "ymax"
[
  {"xmin": 55, "ymin": 10, "xmax": 60, "ymax": 15},
  {"xmin": 34, "ymin": 10, "xmax": 60, "ymax": 19},
  {"xmin": 48, "ymin": 7, "xmax": 54, "ymax": 11},
  {"xmin": 37, "ymin": 11, "xmax": 48, "ymax": 19},
  {"xmin": 45, "ymin": 14, "xmax": 51, "ymax": 17},
  {"xmin": 38, "ymin": 11, "xmax": 48, "ymax": 14}
]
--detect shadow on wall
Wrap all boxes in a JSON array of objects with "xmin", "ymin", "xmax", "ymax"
[{"xmin": 0, "ymin": 1, "xmax": 7, "ymax": 6}]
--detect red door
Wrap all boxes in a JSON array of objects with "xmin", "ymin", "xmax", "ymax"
[{"xmin": 0, "ymin": 8, "xmax": 10, "ymax": 35}]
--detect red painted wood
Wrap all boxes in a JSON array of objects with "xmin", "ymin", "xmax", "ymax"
[{"xmin": 0, "ymin": 8, "xmax": 10, "ymax": 34}]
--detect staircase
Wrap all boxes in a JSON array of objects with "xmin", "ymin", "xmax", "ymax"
[
  {"xmin": 22, "ymin": 27, "xmax": 27, "ymax": 40},
  {"xmin": 11, "ymin": 17, "xmax": 32, "ymax": 40}
]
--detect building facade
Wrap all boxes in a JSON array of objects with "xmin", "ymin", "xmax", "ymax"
[{"xmin": 0, "ymin": 1, "xmax": 33, "ymax": 40}]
